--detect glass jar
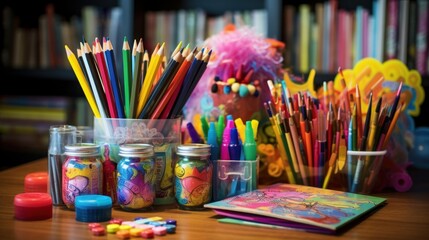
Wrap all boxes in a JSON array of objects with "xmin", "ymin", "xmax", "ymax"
[
  {"xmin": 174, "ymin": 143, "xmax": 213, "ymax": 210},
  {"xmin": 48, "ymin": 125, "xmax": 77, "ymax": 206},
  {"xmin": 117, "ymin": 144, "xmax": 156, "ymax": 211},
  {"xmin": 62, "ymin": 143, "xmax": 103, "ymax": 210}
]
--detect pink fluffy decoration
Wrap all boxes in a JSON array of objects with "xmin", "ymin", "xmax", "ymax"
[
  {"xmin": 203, "ymin": 26, "xmax": 283, "ymax": 82},
  {"xmin": 183, "ymin": 25, "xmax": 284, "ymax": 120}
]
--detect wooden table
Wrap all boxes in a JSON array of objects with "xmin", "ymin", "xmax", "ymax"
[{"xmin": 1, "ymin": 158, "xmax": 428, "ymax": 239}]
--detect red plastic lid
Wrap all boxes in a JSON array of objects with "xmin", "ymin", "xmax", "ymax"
[
  {"xmin": 24, "ymin": 172, "xmax": 48, "ymax": 193},
  {"xmin": 14, "ymin": 192, "xmax": 52, "ymax": 207}
]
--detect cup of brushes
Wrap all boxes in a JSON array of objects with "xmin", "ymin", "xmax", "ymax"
[{"xmin": 263, "ymin": 75, "xmax": 404, "ymax": 195}]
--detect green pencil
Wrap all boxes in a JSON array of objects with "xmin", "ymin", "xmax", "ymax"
[{"xmin": 122, "ymin": 37, "xmax": 132, "ymax": 118}]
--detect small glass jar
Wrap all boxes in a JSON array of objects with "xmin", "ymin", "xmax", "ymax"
[
  {"xmin": 48, "ymin": 124, "xmax": 77, "ymax": 206},
  {"xmin": 62, "ymin": 143, "xmax": 103, "ymax": 210},
  {"xmin": 117, "ymin": 144, "xmax": 156, "ymax": 211},
  {"xmin": 174, "ymin": 143, "xmax": 213, "ymax": 210}
]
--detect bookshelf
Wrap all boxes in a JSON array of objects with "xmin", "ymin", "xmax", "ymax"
[{"xmin": 0, "ymin": 0, "xmax": 133, "ymax": 168}]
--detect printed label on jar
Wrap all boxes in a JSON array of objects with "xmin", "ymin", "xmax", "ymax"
[
  {"xmin": 62, "ymin": 158, "xmax": 103, "ymax": 208},
  {"xmin": 174, "ymin": 162, "xmax": 212, "ymax": 208},
  {"xmin": 117, "ymin": 160, "xmax": 155, "ymax": 210}
]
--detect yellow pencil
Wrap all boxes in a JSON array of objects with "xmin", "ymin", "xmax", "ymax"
[
  {"xmin": 136, "ymin": 42, "xmax": 165, "ymax": 116},
  {"xmin": 322, "ymin": 152, "xmax": 337, "ymax": 189},
  {"xmin": 64, "ymin": 45, "xmax": 100, "ymax": 118}
]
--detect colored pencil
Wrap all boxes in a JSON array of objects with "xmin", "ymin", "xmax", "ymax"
[
  {"xmin": 94, "ymin": 38, "xmax": 117, "ymax": 118},
  {"xmin": 65, "ymin": 45, "xmax": 100, "ymax": 118},
  {"xmin": 80, "ymin": 41, "xmax": 109, "ymax": 118},
  {"xmin": 104, "ymin": 38, "xmax": 125, "ymax": 118},
  {"xmin": 122, "ymin": 37, "xmax": 132, "ymax": 118},
  {"xmin": 136, "ymin": 43, "xmax": 165, "ymax": 115}
]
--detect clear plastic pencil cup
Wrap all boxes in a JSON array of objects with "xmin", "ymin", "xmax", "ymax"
[{"xmin": 342, "ymin": 150, "xmax": 387, "ymax": 194}]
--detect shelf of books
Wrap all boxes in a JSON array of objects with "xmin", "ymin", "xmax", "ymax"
[
  {"xmin": 281, "ymin": 0, "xmax": 429, "ymax": 79},
  {"xmin": 0, "ymin": 96, "xmax": 92, "ymax": 168}
]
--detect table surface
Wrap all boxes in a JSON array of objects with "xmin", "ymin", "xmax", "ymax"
[{"xmin": 1, "ymin": 158, "xmax": 428, "ymax": 239}]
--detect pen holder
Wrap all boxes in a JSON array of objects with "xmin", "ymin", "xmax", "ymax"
[
  {"xmin": 340, "ymin": 150, "xmax": 387, "ymax": 194},
  {"xmin": 213, "ymin": 159, "xmax": 258, "ymax": 202},
  {"xmin": 93, "ymin": 117, "xmax": 182, "ymax": 205}
]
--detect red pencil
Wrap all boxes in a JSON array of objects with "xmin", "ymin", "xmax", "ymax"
[{"xmin": 93, "ymin": 38, "xmax": 117, "ymax": 118}]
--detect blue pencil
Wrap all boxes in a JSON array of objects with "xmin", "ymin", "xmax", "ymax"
[
  {"xmin": 347, "ymin": 117, "xmax": 353, "ymax": 189},
  {"xmin": 104, "ymin": 38, "xmax": 125, "ymax": 118}
]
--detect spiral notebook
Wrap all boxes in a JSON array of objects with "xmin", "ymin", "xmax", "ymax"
[{"xmin": 204, "ymin": 183, "xmax": 387, "ymax": 234}]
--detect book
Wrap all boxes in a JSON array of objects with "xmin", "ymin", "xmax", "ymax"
[
  {"xmin": 416, "ymin": 0, "xmax": 428, "ymax": 75},
  {"xmin": 204, "ymin": 183, "xmax": 387, "ymax": 234}
]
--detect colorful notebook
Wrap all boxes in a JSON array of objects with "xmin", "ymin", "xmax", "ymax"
[{"xmin": 204, "ymin": 183, "xmax": 387, "ymax": 234}]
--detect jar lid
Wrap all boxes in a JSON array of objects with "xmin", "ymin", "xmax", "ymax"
[
  {"xmin": 14, "ymin": 192, "xmax": 53, "ymax": 221},
  {"xmin": 49, "ymin": 124, "xmax": 77, "ymax": 133},
  {"xmin": 24, "ymin": 171, "xmax": 48, "ymax": 193},
  {"xmin": 177, "ymin": 143, "xmax": 211, "ymax": 157},
  {"xmin": 75, "ymin": 195, "xmax": 112, "ymax": 222},
  {"xmin": 119, "ymin": 144, "xmax": 154, "ymax": 158},
  {"xmin": 14, "ymin": 192, "xmax": 52, "ymax": 207},
  {"xmin": 65, "ymin": 143, "xmax": 100, "ymax": 157}
]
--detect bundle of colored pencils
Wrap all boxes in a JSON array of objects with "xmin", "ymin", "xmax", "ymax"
[
  {"xmin": 263, "ymin": 76, "xmax": 404, "ymax": 192},
  {"xmin": 65, "ymin": 37, "xmax": 211, "ymax": 119}
]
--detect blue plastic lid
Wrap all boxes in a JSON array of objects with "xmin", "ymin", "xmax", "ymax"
[{"xmin": 75, "ymin": 195, "xmax": 112, "ymax": 222}]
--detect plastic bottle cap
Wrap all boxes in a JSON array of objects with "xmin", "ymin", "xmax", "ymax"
[
  {"xmin": 24, "ymin": 172, "xmax": 48, "ymax": 193},
  {"xmin": 14, "ymin": 192, "xmax": 52, "ymax": 221},
  {"xmin": 75, "ymin": 195, "xmax": 112, "ymax": 222}
]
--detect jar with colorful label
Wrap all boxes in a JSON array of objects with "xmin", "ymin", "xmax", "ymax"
[
  {"xmin": 174, "ymin": 143, "xmax": 212, "ymax": 210},
  {"xmin": 62, "ymin": 143, "xmax": 103, "ymax": 209},
  {"xmin": 117, "ymin": 144, "xmax": 156, "ymax": 211}
]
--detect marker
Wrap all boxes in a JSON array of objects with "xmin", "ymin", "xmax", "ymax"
[
  {"xmin": 200, "ymin": 115, "xmax": 209, "ymax": 141},
  {"xmin": 207, "ymin": 122, "xmax": 219, "ymax": 161},
  {"xmin": 220, "ymin": 120, "xmax": 234, "ymax": 160},
  {"xmin": 186, "ymin": 122, "xmax": 202, "ymax": 143},
  {"xmin": 243, "ymin": 121, "xmax": 258, "ymax": 190},
  {"xmin": 216, "ymin": 115, "xmax": 225, "ymax": 146},
  {"xmin": 228, "ymin": 127, "xmax": 241, "ymax": 196},
  {"xmin": 207, "ymin": 121, "xmax": 220, "ymax": 201}
]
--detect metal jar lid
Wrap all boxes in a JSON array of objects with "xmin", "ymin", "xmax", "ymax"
[
  {"xmin": 118, "ymin": 144, "xmax": 154, "ymax": 158},
  {"xmin": 64, "ymin": 143, "xmax": 100, "ymax": 157},
  {"xmin": 50, "ymin": 125, "xmax": 77, "ymax": 133},
  {"xmin": 177, "ymin": 143, "xmax": 211, "ymax": 157}
]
